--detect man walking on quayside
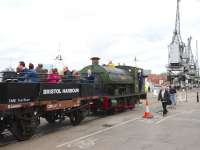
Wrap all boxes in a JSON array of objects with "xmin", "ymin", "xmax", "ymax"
[{"xmin": 158, "ymin": 85, "xmax": 170, "ymax": 116}]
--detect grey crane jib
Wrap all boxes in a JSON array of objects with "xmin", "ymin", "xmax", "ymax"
[{"xmin": 171, "ymin": 0, "xmax": 182, "ymax": 45}]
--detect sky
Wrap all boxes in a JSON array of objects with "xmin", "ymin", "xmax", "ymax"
[{"xmin": 0, "ymin": 0, "xmax": 200, "ymax": 73}]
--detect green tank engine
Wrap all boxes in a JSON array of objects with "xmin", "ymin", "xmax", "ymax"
[{"xmin": 79, "ymin": 57, "xmax": 146, "ymax": 113}]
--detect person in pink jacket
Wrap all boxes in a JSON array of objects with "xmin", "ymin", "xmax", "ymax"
[{"xmin": 47, "ymin": 68, "xmax": 61, "ymax": 83}]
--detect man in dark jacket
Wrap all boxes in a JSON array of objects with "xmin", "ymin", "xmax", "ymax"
[
  {"xmin": 18, "ymin": 61, "xmax": 29, "ymax": 82},
  {"xmin": 158, "ymin": 85, "xmax": 170, "ymax": 116},
  {"xmin": 63, "ymin": 66, "xmax": 72, "ymax": 82}
]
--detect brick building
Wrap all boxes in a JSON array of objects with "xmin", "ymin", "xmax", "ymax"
[{"xmin": 147, "ymin": 74, "xmax": 167, "ymax": 85}]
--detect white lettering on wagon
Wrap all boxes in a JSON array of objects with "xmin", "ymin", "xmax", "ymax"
[
  {"xmin": 43, "ymin": 89, "xmax": 62, "ymax": 95},
  {"xmin": 62, "ymin": 88, "xmax": 79, "ymax": 94},
  {"xmin": 42, "ymin": 88, "xmax": 79, "ymax": 95},
  {"xmin": 8, "ymin": 98, "xmax": 31, "ymax": 103}
]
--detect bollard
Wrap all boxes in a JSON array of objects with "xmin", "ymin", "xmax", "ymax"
[{"xmin": 197, "ymin": 92, "xmax": 199, "ymax": 103}]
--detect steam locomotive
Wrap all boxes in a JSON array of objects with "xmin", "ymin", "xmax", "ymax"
[{"xmin": 0, "ymin": 57, "xmax": 146, "ymax": 141}]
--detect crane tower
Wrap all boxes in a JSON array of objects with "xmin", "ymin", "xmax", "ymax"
[{"xmin": 167, "ymin": 0, "xmax": 198, "ymax": 88}]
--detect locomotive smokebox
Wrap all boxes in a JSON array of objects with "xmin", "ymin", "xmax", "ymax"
[{"xmin": 91, "ymin": 57, "xmax": 100, "ymax": 65}]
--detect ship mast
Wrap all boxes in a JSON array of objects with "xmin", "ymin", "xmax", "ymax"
[
  {"xmin": 55, "ymin": 43, "xmax": 63, "ymax": 62},
  {"xmin": 54, "ymin": 43, "xmax": 64, "ymax": 70}
]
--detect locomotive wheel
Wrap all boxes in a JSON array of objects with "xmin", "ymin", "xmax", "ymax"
[{"xmin": 10, "ymin": 117, "xmax": 37, "ymax": 141}]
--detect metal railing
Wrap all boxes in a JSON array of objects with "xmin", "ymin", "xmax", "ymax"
[{"xmin": 0, "ymin": 71, "xmax": 96, "ymax": 84}]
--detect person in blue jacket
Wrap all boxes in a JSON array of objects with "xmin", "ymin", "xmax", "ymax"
[{"xmin": 27, "ymin": 63, "xmax": 38, "ymax": 83}]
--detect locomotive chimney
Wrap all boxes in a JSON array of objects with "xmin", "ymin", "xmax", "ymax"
[{"xmin": 91, "ymin": 57, "xmax": 100, "ymax": 65}]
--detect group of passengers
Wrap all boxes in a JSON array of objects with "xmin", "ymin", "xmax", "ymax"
[{"xmin": 16, "ymin": 61, "xmax": 81, "ymax": 83}]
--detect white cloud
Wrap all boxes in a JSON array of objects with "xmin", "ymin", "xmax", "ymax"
[{"xmin": 0, "ymin": 0, "xmax": 200, "ymax": 73}]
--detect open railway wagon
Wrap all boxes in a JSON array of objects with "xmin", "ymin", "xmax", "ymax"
[
  {"xmin": 0, "ymin": 82, "xmax": 86, "ymax": 141},
  {"xmin": 0, "ymin": 57, "xmax": 147, "ymax": 141}
]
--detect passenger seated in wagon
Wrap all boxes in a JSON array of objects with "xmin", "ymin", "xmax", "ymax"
[
  {"xmin": 71, "ymin": 70, "xmax": 80, "ymax": 83},
  {"xmin": 17, "ymin": 61, "xmax": 29, "ymax": 82},
  {"xmin": 47, "ymin": 68, "xmax": 61, "ymax": 83},
  {"xmin": 62, "ymin": 66, "xmax": 72, "ymax": 82},
  {"xmin": 36, "ymin": 63, "xmax": 48, "ymax": 82},
  {"xmin": 27, "ymin": 63, "xmax": 38, "ymax": 83}
]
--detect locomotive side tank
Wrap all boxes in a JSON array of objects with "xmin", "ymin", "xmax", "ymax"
[{"xmin": 80, "ymin": 63, "xmax": 134, "ymax": 94}]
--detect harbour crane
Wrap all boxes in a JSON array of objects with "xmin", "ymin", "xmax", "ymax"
[{"xmin": 167, "ymin": 0, "xmax": 199, "ymax": 88}]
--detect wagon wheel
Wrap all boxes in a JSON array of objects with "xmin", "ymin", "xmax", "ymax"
[
  {"xmin": 0, "ymin": 122, "xmax": 5, "ymax": 134},
  {"xmin": 10, "ymin": 113, "xmax": 39, "ymax": 141},
  {"xmin": 0, "ymin": 129, "xmax": 4, "ymax": 135},
  {"xmin": 91, "ymin": 108, "xmax": 98, "ymax": 115},
  {"xmin": 45, "ymin": 112, "xmax": 57, "ymax": 124},
  {"xmin": 78, "ymin": 109, "xmax": 86, "ymax": 122},
  {"xmin": 69, "ymin": 110, "xmax": 83, "ymax": 126},
  {"xmin": 45, "ymin": 116, "xmax": 56, "ymax": 124},
  {"xmin": 10, "ymin": 118, "xmax": 35, "ymax": 141}
]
